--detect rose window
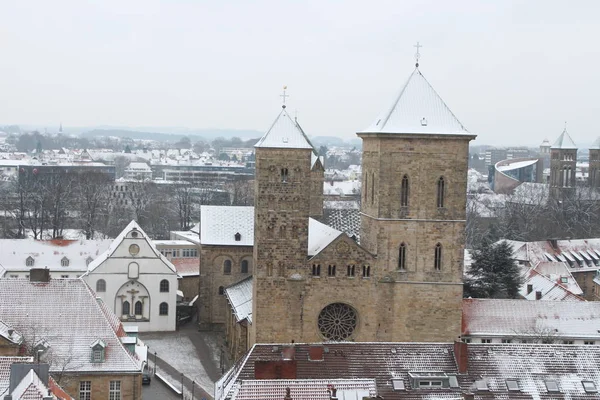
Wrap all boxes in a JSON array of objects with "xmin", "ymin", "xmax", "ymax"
[{"xmin": 317, "ymin": 303, "xmax": 357, "ymax": 341}]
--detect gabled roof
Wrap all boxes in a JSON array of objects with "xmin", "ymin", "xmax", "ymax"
[
  {"xmin": 551, "ymin": 128, "xmax": 577, "ymax": 149},
  {"xmin": 255, "ymin": 108, "xmax": 314, "ymax": 149},
  {"xmin": 9, "ymin": 369, "xmax": 48, "ymax": 400},
  {"xmin": 307, "ymin": 219, "xmax": 343, "ymax": 256},
  {"xmin": 0, "ymin": 279, "xmax": 141, "ymax": 374},
  {"xmin": 86, "ymin": 220, "xmax": 177, "ymax": 274},
  {"xmin": 0, "ymin": 357, "xmax": 34, "ymax": 395},
  {"xmin": 462, "ymin": 298, "xmax": 599, "ymax": 338},
  {"xmin": 592, "ymin": 136, "xmax": 600, "ymax": 149},
  {"xmin": 200, "ymin": 206, "xmax": 254, "ymax": 246},
  {"xmin": 361, "ymin": 68, "xmax": 471, "ymax": 136}
]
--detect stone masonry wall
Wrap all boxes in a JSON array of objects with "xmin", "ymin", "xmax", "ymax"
[{"xmin": 59, "ymin": 373, "xmax": 142, "ymax": 400}]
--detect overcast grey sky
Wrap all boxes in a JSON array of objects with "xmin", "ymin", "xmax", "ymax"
[{"xmin": 1, "ymin": 0, "xmax": 598, "ymax": 146}]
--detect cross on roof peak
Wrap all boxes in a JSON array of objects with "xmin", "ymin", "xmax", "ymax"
[
  {"xmin": 280, "ymin": 85, "xmax": 289, "ymax": 109},
  {"xmin": 414, "ymin": 42, "xmax": 422, "ymax": 68}
]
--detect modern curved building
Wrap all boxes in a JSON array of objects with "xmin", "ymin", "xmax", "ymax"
[{"xmin": 491, "ymin": 157, "xmax": 543, "ymax": 194}]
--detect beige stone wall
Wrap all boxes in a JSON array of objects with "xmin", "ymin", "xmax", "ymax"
[
  {"xmin": 59, "ymin": 373, "xmax": 142, "ymax": 400},
  {"xmin": 251, "ymin": 147, "xmax": 313, "ymax": 344},
  {"xmin": 550, "ymin": 148, "xmax": 577, "ymax": 199},
  {"xmin": 0, "ymin": 337, "xmax": 20, "ymax": 356},
  {"xmin": 310, "ymin": 161, "xmax": 324, "ymax": 218},
  {"xmin": 572, "ymin": 270, "xmax": 599, "ymax": 301},
  {"xmin": 179, "ymin": 276, "xmax": 199, "ymax": 302},
  {"xmin": 198, "ymin": 245, "xmax": 253, "ymax": 326}
]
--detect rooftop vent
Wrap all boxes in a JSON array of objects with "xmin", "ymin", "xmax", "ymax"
[{"xmin": 421, "ymin": 117, "xmax": 428, "ymax": 126}]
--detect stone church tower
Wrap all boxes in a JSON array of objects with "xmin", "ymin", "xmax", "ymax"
[
  {"xmin": 358, "ymin": 65, "xmax": 476, "ymax": 340},
  {"xmin": 549, "ymin": 129, "xmax": 577, "ymax": 200},
  {"xmin": 250, "ymin": 106, "xmax": 315, "ymax": 345},
  {"xmin": 589, "ymin": 137, "xmax": 600, "ymax": 189}
]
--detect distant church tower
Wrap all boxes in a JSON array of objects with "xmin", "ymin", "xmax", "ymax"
[
  {"xmin": 250, "ymin": 105, "xmax": 315, "ymax": 345},
  {"xmin": 590, "ymin": 137, "xmax": 600, "ymax": 189},
  {"xmin": 549, "ymin": 128, "xmax": 577, "ymax": 200},
  {"xmin": 358, "ymin": 59, "xmax": 476, "ymax": 340}
]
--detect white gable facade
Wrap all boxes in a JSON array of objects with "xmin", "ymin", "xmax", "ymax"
[{"xmin": 83, "ymin": 221, "xmax": 179, "ymax": 331}]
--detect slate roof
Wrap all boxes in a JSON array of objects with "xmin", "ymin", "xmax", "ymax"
[
  {"xmin": 361, "ymin": 68, "xmax": 471, "ymax": 136},
  {"xmin": 201, "ymin": 206, "xmax": 255, "ymax": 246},
  {"xmin": 218, "ymin": 342, "xmax": 600, "ymax": 400},
  {"xmin": 0, "ymin": 279, "xmax": 141, "ymax": 374},
  {"xmin": 224, "ymin": 277, "xmax": 253, "ymax": 324},
  {"xmin": 551, "ymin": 129, "xmax": 577, "ymax": 149},
  {"xmin": 322, "ymin": 208, "xmax": 360, "ymax": 240},
  {"xmin": 462, "ymin": 298, "xmax": 600, "ymax": 338},
  {"xmin": 255, "ymin": 108, "xmax": 314, "ymax": 149}
]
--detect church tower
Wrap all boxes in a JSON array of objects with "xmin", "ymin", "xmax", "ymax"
[
  {"xmin": 589, "ymin": 137, "xmax": 600, "ymax": 189},
  {"xmin": 549, "ymin": 128, "xmax": 577, "ymax": 200},
  {"xmin": 250, "ymin": 105, "xmax": 315, "ymax": 345},
  {"xmin": 358, "ymin": 60, "xmax": 476, "ymax": 340}
]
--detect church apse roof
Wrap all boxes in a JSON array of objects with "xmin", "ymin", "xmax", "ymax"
[{"xmin": 361, "ymin": 67, "xmax": 471, "ymax": 136}]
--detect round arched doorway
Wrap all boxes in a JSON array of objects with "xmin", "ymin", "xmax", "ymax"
[{"xmin": 317, "ymin": 303, "xmax": 358, "ymax": 341}]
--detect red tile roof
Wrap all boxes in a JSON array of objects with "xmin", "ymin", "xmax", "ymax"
[{"xmin": 171, "ymin": 258, "xmax": 200, "ymax": 276}]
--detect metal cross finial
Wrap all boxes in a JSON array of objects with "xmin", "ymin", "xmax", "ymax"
[
  {"xmin": 414, "ymin": 42, "xmax": 422, "ymax": 67},
  {"xmin": 280, "ymin": 85, "xmax": 289, "ymax": 109}
]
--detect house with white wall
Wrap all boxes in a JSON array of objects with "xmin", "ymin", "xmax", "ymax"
[{"xmin": 83, "ymin": 221, "xmax": 179, "ymax": 332}]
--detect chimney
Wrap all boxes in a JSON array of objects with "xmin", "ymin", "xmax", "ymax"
[
  {"xmin": 463, "ymin": 393, "xmax": 475, "ymax": 400},
  {"xmin": 453, "ymin": 341, "xmax": 468, "ymax": 373},
  {"xmin": 284, "ymin": 387, "xmax": 292, "ymax": 400},
  {"xmin": 329, "ymin": 386, "xmax": 338, "ymax": 400},
  {"xmin": 548, "ymin": 239, "xmax": 558, "ymax": 250},
  {"xmin": 527, "ymin": 284, "xmax": 533, "ymax": 294},
  {"xmin": 535, "ymin": 291, "xmax": 542, "ymax": 300},
  {"xmin": 29, "ymin": 268, "xmax": 50, "ymax": 283}
]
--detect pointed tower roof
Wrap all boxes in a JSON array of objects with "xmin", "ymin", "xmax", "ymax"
[
  {"xmin": 551, "ymin": 129, "xmax": 577, "ymax": 150},
  {"xmin": 255, "ymin": 107, "xmax": 314, "ymax": 149},
  {"xmin": 591, "ymin": 137, "xmax": 600, "ymax": 149},
  {"xmin": 361, "ymin": 68, "xmax": 470, "ymax": 135}
]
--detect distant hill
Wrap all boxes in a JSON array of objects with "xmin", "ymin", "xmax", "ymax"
[{"xmin": 80, "ymin": 128, "xmax": 263, "ymax": 142}]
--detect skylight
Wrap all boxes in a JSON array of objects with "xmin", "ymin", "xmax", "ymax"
[
  {"xmin": 506, "ymin": 379, "xmax": 520, "ymax": 391},
  {"xmin": 392, "ymin": 379, "xmax": 405, "ymax": 391},
  {"xmin": 545, "ymin": 380, "xmax": 559, "ymax": 393},
  {"xmin": 582, "ymin": 381, "xmax": 597, "ymax": 393},
  {"xmin": 475, "ymin": 380, "xmax": 488, "ymax": 391}
]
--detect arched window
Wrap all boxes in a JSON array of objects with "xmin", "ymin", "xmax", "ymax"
[
  {"xmin": 370, "ymin": 172, "xmax": 375, "ymax": 204},
  {"xmin": 159, "ymin": 279, "xmax": 169, "ymax": 293},
  {"xmin": 159, "ymin": 302, "xmax": 169, "ymax": 316},
  {"xmin": 434, "ymin": 243, "xmax": 442, "ymax": 270},
  {"xmin": 281, "ymin": 168, "xmax": 289, "ymax": 183},
  {"xmin": 399, "ymin": 243, "xmax": 407, "ymax": 270},
  {"xmin": 134, "ymin": 301, "xmax": 143, "ymax": 315},
  {"xmin": 96, "ymin": 279, "xmax": 106, "ymax": 293},
  {"xmin": 436, "ymin": 177, "xmax": 445, "ymax": 208},
  {"xmin": 26, "ymin": 257, "xmax": 34, "ymax": 267},
  {"xmin": 224, "ymin": 260, "xmax": 232, "ymax": 275},
  {"xmin": 218, "ymin": 286, "xmax": 224, "ymax": 295},
  {"xmin": 241, "ymin": 260, "xmax": 249, "ymax": 274},
  {"xmin": 312, "ymin": 264, "xmax": 321, "ymax": 276},
  {"xmin": 347, "ymin": 265, "xmax": 355, "ymax": 277},
  {"xmin": 362, "ymin": 265, "xmax": 370, "ymax": 278},
  {"xmin": 400, "ymin": 175, "xmax": 409, "ymax": 207},
  {"xmin": 122, "ymin": 301, "xmax": 130, "ymax": 316},
  {"xmin": 328, "ymin": 265, "xmax": 336, "ymax": 277}
]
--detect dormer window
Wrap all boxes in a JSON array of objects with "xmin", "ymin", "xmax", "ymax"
[
  {"xmin": 234, "ymin": 232, "xmax": 241, "ymax": 242},
  {"xmin": 86, "ymin": 256, "xmax": 93, "ymax": 266},
  {"xmin": 90, "ymin": 339, "xmax": 106, "ymax": 363},
  {"xmin": 61, "ymin": 257, "xmax": 69, "ymax": 267},
  {"xmin": 34, "ymin": 339, "xmax": 50, "ymax": 359},
  {"xmin": 26, "ymin": 257, "xmax": 34, "ymax": 267}
]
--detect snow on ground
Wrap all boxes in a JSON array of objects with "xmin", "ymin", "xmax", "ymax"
[{"xmin": 143, "ymin": 333, "xmax": 216, "ymax": 395}]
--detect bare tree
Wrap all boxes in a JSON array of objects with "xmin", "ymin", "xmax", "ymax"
[{"xmin": 76, "ymin": 172, "xmax": 113, "ymax": 239}]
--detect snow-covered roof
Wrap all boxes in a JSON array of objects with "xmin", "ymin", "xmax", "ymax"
[
  {"xmin": 540, "ymin": 138, "xmax": 551, "ymax": 147},
  {"xmin": 361, "ymin": 67, "xmax": 471, "ymax": 136},
  {"xmin": 153, "ymin": 240, "xmax": 196, "ymax": 247},
  {"xmin": 592, "ymin": 136, "xmax": 600, "ymax": 149},
  {"xmin": 0, "ymin": 238, "xmax": 111, "ymax": 273},
  {"xmin": 551, "ymin": 129, "xmax": 577, "ymax": 149},
  {"xmin": 323, "ymin": 180, "xmax": 361, "ymax": 196},
  {"xmin": 86, "ymin": 220, "xmax": 177, "ymax": 274},
  {"xmin": 496, "ymin": 158, "xmax": 538, "ymax": 172},
  {"xmin": 502, "ymin": 238, "xmax": 600, "ymax": 269},
  {"xmin": 9, "ymin": 369, "xmax": 51, "ymax": 399},
  {"xmin": 255, "ymin": 108, "xmax": 314, "ymax": 149},
  {"xmin": 200, "ymin": 206, "xmax": 254, "ymax": 246},
  {"xmin": 0, "ymin": 320, "xmax": 23, "ymax": 345},
  {"xmin": 0, "ymin": 279, "xmax": 141, "ymax": 373},
  {"xmin": 170, "ymin": 258, "xmax": 200, "ymax": 277},
  {"xmin": 308, "ymin": 219, "xmax": 343, "ymax": 256},
  {"xmin": 224, "ymin": 277, "xmax": 253, "ymax": 324},
  {"xmin": 0, "ymin": 357, "xmax": 34, "ymax": 395},
  {"xmin": 534, "ymin": 261, "xmax": 583, "ymax": 295},
  {"xmin": 231, "ymin": 379, "xmax": 377, "ymax": 400},
  {"xmin": 520, "ymin": 269, "xmax": 584, "ymax": 301},
  {"xmin": 462, "ymin": 299, "xmax": 600, "ymax": 339}
]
